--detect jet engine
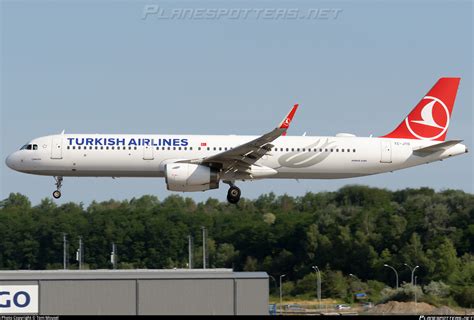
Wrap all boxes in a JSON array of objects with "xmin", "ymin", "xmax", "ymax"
[{"xmin": 165, "ymin": 163, "xmax": 219, "ymax": 192}]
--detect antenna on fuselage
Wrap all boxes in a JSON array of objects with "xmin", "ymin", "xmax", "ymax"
[{"xmin": 60, "ymin": 129, "xmax": 65, "ymax": 135}]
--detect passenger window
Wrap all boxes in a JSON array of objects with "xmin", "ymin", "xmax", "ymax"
[
  {"xmin": 336, "ymin": 149, "xmax": 339, "ymax": 152},
  {"xmin": 178, "ymin": 147, "xmax": 181, "ymax": 150},
  {"xmin": 198, "ymin": 147, "xmax": 201, "ymax": 151},
  {"xmin": 213, "ymin": 147, "xmax": 216, "ymax": 151},
  {"xmin": 341, "ymin": 149, "xmax": 344, "ymax": 152},
  {"xmin": 190, "ymin": 147, "xmax": 193, "ymax": 151},
  {"xmin": 95, "ymin": 146, "xmax": 98, "ymax": 150},
  {"xmin": 100, "ymin": 146, "xmax": 104, "ymax": 150},
  {"xmin": 291, "ymin": 148, "xmax": 294, "ymax": 152},
  {"xmin": 134, "ymin": 147, "xmax": 137, "ymax": 150},
  {"xmin": 353, "ymin": 149, "xmax": 356, "ymax": 152},
  {"xmin": 207, "ymin": 147, "xmax": 210, "ymax": 151},
  {"xmin": 297, "ymin": 148, "xmax": 300, "ymax": 152}
]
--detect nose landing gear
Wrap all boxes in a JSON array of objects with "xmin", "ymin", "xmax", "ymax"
[
  {"xmin": 224, "ymin": 181, "xmax": 241, "ymax": 204},
  {"xmin": 53, "ymin": 176, "xmax": 63, "ymax": 199}
]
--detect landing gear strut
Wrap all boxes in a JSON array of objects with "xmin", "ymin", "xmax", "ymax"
[
  {"xmin": 53, "ymin": 176, "xmax": 63, "ymax": 199},
  {"xmin": 224, "ymin": 181, "xmax": 241, "ymax": 204}
]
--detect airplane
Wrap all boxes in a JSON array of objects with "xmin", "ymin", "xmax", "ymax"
[{"xmin": 5, "ymin": 77, "xmax": 468, "ymax": 204}]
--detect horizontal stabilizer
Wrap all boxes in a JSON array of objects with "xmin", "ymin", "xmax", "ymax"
[{"xmin": 413, "ymin": 140, "xmax": 463, "ymax": 154}]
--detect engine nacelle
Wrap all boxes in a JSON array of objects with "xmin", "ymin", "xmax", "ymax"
[{"xmin": 165, "ymin": 163, "xmax": 219, "ymax": 192}]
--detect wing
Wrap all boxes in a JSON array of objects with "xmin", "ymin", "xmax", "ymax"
[{"xmin": 179, "ymin": 104, "xmax": 299, "ymax": 176}]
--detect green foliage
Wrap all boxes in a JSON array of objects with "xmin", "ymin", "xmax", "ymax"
[
  {"xmin": 323, "ymin": 270, "xmax": 348, "ymax": 300},
  {"xmin": 424, "ymin": 281, "xmax": 450, "ymax": 298},
  {"xmin": 454, "ymin": 287, "xmax": 474, "ymax": 308},
  {"xmin": 380, "ymin": 284, "xmax": 424, "ymax": 304},
  {"xmin": 0, "ymin": 186, "xmax": 472, "ymax": 306}
]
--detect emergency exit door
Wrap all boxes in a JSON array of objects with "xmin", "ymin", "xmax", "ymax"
[
  {"xmin": 51, "ymin": 136, "xmax": 63, "ymax": 159},
  {"xmin": 380, "ymin": 140, "xmax": 392, "ymax": 163},
  {"xmin": 143, "ymin": 145, "xmax": 154, "ymax": 160}
]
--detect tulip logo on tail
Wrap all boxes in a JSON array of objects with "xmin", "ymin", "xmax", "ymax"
[
  {"xmin": 382, "ymin": 77, "xmax": 460, "ymax": 141},
  {"xmin": 405, "ymin": 96, "xmax": 450, "ymax": 140}
]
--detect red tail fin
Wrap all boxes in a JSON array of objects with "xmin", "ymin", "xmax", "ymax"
[{"xmin": 382, "ymin": 77, "xmax": 460, "ymax": 141}]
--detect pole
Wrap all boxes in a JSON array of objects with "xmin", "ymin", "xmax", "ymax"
[
  {"xmin": 414, "ymin": 276, "xmax": 418, "ymax": 302},
  {"xmin": 414, "ymin": 275, "xmax": 418, "ymax": 314},
  {"xmin": 279, "ymin": 274, "xmax": 286, "ymax": 315},
  {"xmin": 412, "ymin": 266, "xmax": 419, "ymax": 286},
  {"xmin": 269, "ymin": 275, "xmax": 277, "ymax": 295},
  {"xmin": 188, "ymin": 235, "xmax": 193, "ymax": 269},
  {"xmin": 349, "ymin": 273, "xmax": 358, "ymax": 295},
  {"xmin": 312, "ymin": 266, "xmax": 321, "ymax": 310},
  {"xmin": 111, "ymin": 243, "xmax": 117, "ymax": 269},
  {"xmin": 384, "ymin": 264, "xmax": 399, "ymax": 289},
  {"xmin": 63, "ymin": 233, "xmax": 67, "ymax": 270},
  {"xmin": 78, "ymin": 236, "xmax": 83, "ymax": 270},
  {"xmin": 201, "ymin": 227, "xmax": 206, "ymax": 269},
  {"xmin": 404, "ymin": 263, "xmax": 419, "ymax": 286}
]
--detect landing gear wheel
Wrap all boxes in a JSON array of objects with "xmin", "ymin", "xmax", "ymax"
[
  {"xmin": 52, "ymin": 176, "xmax": 63, "ymax": 200},
  {"xmin": 227, "ymin": 186, "xmax": 241, "ymax": 204}
]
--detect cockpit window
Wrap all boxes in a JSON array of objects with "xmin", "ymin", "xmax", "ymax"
[{"xmin": 20, "ymin": 144, "xmax": 38, "ymax": 150}]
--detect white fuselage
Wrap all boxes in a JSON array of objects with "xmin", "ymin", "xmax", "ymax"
[{"xmin": 5, "ymin": 134, "xmax": 468, "ymax": 183}]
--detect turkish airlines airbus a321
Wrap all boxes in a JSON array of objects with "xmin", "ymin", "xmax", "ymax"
[{"xmin": 5, "ymin": 78, "xmax": 468, "ymax": 203}]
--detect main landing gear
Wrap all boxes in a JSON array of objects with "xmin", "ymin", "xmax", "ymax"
[
  {"xmin": 224, "ymin": 181, "xmax": 241, "ymax": 204},
  {"xmin": 52, "ymin": 176, "xmax": 63, "ymax": 199}
]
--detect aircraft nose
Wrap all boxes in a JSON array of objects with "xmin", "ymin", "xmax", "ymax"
[{"xmin": 5, "ymin": 153, "xmax": 17, "ymax": 170}]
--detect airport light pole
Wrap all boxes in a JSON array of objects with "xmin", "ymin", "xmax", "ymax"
[
  {"xmin": 77, "ymin": 236, "xmax": 83, "ymax": 270},
  {"xmin": 111, "ymin": 243, "xmax": 117, "ymax": 269},
  {"xmin": 279, "ymin": 274, "xmax": 286, "ymax": 315},
  {"xmin": 384, "ymin": 264, "xmax": 399, "ymax": 289},
  {"xmin": 63, "ymin": 233, "xmax": 67, "ymax": 270},
  {"xmin": 349, "ymin": 273, "xmax": 359, "ymax": 300},
  {"xmin": 188, "ymin": 235, "xmax": 193, "ymax": 269},
  {"xmin": 404, "ymin": 263, "xmax": 419, "ymax": 286},
  {"xmin": 269, "ymin": 275, "xmax": 277, "ymax": 295},
  {"xmin": 201, "ymin": 226, "xmax": 206, "ymax": 269},
  {"xmin": 312, "ymin": 266, "xmax": 321, "ymax": 310}
]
